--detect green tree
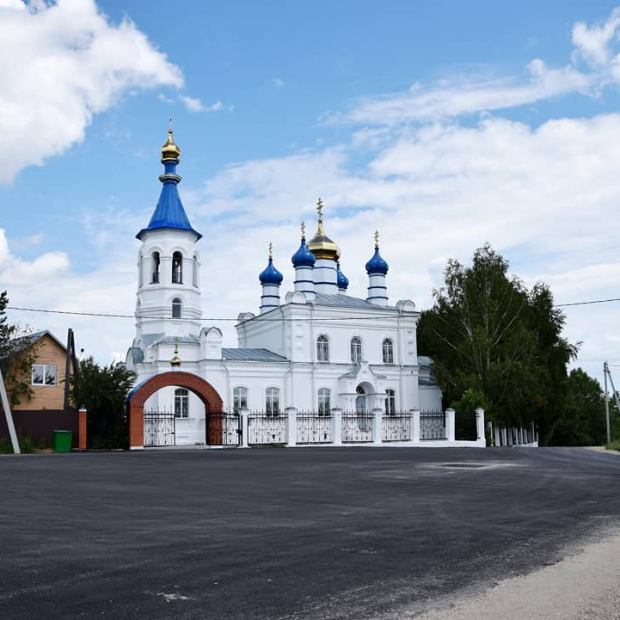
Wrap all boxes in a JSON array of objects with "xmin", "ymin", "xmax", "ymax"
[
  {"xmin": 0, "ymin": 291, "xmax": 37, "ymax": 407},
  {"xmin": 418, "ymin": 244, "xmax": 577, "ymax": 444},
  {"xmin": 545, "ymin": 368, "xmax": 606, "ymax": 446},
  {"xmin": 69, "ymin": 357, "xmax": 136, "ymax": 449}
]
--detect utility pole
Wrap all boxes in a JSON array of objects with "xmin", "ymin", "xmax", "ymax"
[
  {"xmin": 604, "ymin": 362, "xmax": 611, "ymax": 445},
  {"xmin": 0, "ymin": 367, "xmax": 20, "ymax": 454}
]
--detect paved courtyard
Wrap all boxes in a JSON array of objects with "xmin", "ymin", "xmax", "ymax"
[{"xmin": 1, "ymin": 447, "xmax": 620, "ymax": 619}]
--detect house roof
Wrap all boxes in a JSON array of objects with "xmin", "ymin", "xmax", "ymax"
[
  {"xmin": 1, "ymin": 330, "xmax": 66, "ymax": 360},
  {"xmin": 222, "ymin": 348, "xmax": 288, "ymax": 362},
  {"xmin": 313, "ymin": 293, "xmax": 398, "ymax": 311}
]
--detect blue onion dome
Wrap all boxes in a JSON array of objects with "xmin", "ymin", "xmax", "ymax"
[
  {"xmin": 259, "ymin": 244, "xmax": 283, "ymax": 285},
  {"xmin": 365, "ymin": 231, "xmax": 389, "ymax": 275},
  {"xmin": 291, "ymin": 223, "xmax": 316, "ymax": 267},
  {"xmin": 337, "ymin": 262, "xmax": 349, "ymax": 290}
]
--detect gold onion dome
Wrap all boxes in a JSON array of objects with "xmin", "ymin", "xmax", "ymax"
[
  {"xmin": 307, "ymin": 198, "xmax": 341, "ymax": 261},
  {"xmin": 161, "ymin": 128, "xmax": 181, "ymax": 161}
]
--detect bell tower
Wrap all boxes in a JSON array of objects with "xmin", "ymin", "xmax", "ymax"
[{"xmin": 134, "ymin": 128, "xmax": 203, "ymax": 340}]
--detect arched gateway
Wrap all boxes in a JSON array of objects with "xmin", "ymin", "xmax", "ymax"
[{"xmin": 128, "ymin": 371, "xmax": 223, "ymax": 449}]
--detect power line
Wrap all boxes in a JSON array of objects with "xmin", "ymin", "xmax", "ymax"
[
  {"xmin": 6, "ymin": 294, "xmax": 620, "ymax": 322},
  {"xmin": 6, "ymin": 305, "xmax": 399, "ymax": 322}
]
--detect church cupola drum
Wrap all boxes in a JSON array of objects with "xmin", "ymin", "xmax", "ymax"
[
  {"xmin": 259, "ymin": 243, "xmax": 283, "ymax": 313},
  {"xmin": 307, "ymin": 198, "xmax": 340, "ymax": 295},
  {"xmin": 134, "ymin": 128, "xmax": 203, "ymax": 341},
  {"xmin": 365, "ymin": 231, "xmax": 389, "ymax": 306}
]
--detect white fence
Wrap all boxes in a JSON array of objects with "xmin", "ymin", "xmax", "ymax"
[
  {"xmin": 233, "ymin": 407, "xmax": 487, "ymax": 448},
  {"xmin": 489, "ymin": 421, "xmax": 538, "ymax": 447}
]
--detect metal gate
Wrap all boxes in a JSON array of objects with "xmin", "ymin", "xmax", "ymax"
[
  {"xmin": 144, "ymin": 410, "xmax": 176, "ymax": 447},
  {"xmin": 207, "ymin": 412, "xmax": 241, "ymax": 446}
]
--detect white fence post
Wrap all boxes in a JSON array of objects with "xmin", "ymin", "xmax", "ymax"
[
  {"xmin": 445, "ymin": 408, "xmax": 456, "ymax": 442},
  {"xmin": 372, "ymin": 409, "xmax": 383, "ymax": 445},
  {"xmin": 286, "ymin": 407, "xmax": 297, "ymax": 447},
  {"xmin": 240, "ymin": 409, "xmax": 249, "ymax": 448},
  {"xmin": 475, "ymin": 407, "xmax": 485, "ymax": 445},
  {"xmin": 411, "ymin": 409, "xmax": 420, "ymax": 443},
  {"xmin": 331, "ymin": 408, "xmax": 342, "ymax": 446}
]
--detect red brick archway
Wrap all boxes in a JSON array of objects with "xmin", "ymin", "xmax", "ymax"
[{"xmin": 128, "ymin": 371, "xmax": 223, "ymax": 449}]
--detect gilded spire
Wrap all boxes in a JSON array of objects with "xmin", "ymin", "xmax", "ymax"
[
  {"xmin": 308, "ymin": 198, "xmax": 340, "ymax": 260},
  {"xmin": 161, "ymin": 122, "xmax": 181, "ymax": 162}
]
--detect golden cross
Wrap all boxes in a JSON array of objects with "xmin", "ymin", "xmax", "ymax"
[
  {"xmin": 301, "ymin": 221, "xmax": 306, "ymax": 239},
  {"xmin": 316, "ymin": 197, "xmax": 324, "ymax": 222},
  {"xmin": 374, "ymin": 230, "xmax": 379, "ymax": 247},
  {"xmin": 268, "ymin": 242, "xmax": 273, "ymax": 259}
]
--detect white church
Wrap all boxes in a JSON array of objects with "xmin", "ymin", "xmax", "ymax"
[{"xmin": 126, "ymin": 130, "xmax": 445, "ymax": 447}]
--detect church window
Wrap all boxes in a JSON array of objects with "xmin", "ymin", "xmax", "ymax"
[
  {"xmin": 151, "ymin": 252, "xmax": 160, "ymax": 284},
  {"xmin": 350, "ymin": 337, "xmax": 362, "ymax": 364},
  {"xmin": 174, "ymin": 388, "xmax": 189, "ymax": 418},
  {"xmin": 318, "ymin": 388, "xmax": 331, "ymax": 415},
  {"xmin": 138, "ymin": 253, "xmax": 143, "ymax": 287},
  {"xmin": 385, "ymin": 389, "xmax": 396, "ymax": 415},
  {"xmin": 317, "ymin": 335, "xmax": 329, "ymax": 362},
  {"xmin": 172, "ymin": 251, "xmax": 183, "ymax": 284},
  {"xmin": 172, "ymin": 298, "xmax": 182, "ymax": 319},
  {"xmin": 233, "ymin": 386, "xmax": 248, "ymax": 413},
  {"xmin": 382, "ymin": 338, "xmax": 394, "ymax": 364},
  {"xmin": 265, "ymin": 387, "xmax": 280, "ymax": 415},
  {"xmin": 192, "ymin": 255, "xmax": 199, "ymax": 287}
]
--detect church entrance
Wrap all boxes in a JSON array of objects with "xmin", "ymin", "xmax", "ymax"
[{"xmin": 127, "ymin": 371, "xmax": 225, "ymax": 449}]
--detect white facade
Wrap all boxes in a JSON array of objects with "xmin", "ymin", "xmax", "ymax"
[{"xmin": 126, "ymin": 132, "xmax": 443, "ymax": 445}]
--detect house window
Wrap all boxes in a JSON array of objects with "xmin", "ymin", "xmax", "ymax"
[
  {"xmin": 318, "ymin": 388, "xmax": 331, "ymax": 416},
  {"xmin": 172, "ymin": 251, "xmax": 183, "ymax": 284},
  {"xmin": 172, "ymin": 298, "xmax": 182, "ymax": 319},
  {"xmin": 385, "ymin": 389, "xmax": 396, "ymax": 415},
  {"xmin": 266, "ymin": 387, "xmax": 280, "ymax": 415},
  {"xmin": 382, "ymin": 338, "xmax": 394, "ymax": 364},
  {"xmin": 193, "ymin": 255, "xmax": 199, "ymax": 287},
  {"xmin": 233, "ymin": 386, "xmax": 248, "ymax": 413},
  {"xmin": 317, "ymin": 335, "xmax": 329, "ymax": 362},
  {"xmin": 31, "ymin": 364, "xmax": 56, "ymax": 386},
  {"xmin": 350, "ymin": 337, "xmax": 362, "ymax": 364},
  {"xmin": 151, "ymin": 251, "xmax": 160, "ymax": 284},
  {"xmin": 174, "ymin": 388, "xmax": 189, "ymax": 418}
]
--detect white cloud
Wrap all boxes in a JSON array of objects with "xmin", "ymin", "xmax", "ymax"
[
  {"xmin": 0, "ymin": 0, "xmax": 183, "ymax": 183},
  {"xmin": 272, "ymin": 78, "xmax": 285, "ymax": 88},
  {"xmin": 179, "ymin": 95, "xmax": 225, "ymax": 113},
  {"xmin": 572, "ymin": 7, "xmax": 620, "ymax": 66}
]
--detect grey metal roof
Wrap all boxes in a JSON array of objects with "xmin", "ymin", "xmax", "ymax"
[
  {"xmin": 145, "ymin": 334, "xmax": 200, "ymax": 347},
  {"xmin": 1, "ymin": 330, "xmax": 66, "ymax": 360},
  {"xmin": 127, "ymin": 347, "xmax": 144, "ymax": 364},
  {"xmin": 222, "ymin": 348, "xmax": 288, "ymax": 362},
  {"xmin": 313, "ymin": 293, "xmax": 397, "ymax": 311},
  {"xmin": 417, "ymin": 356, "xmax": 434, "ymax": 367}
]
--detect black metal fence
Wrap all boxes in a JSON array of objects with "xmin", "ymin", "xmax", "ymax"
[
  {"xmin": 207, "ymin": 412, "xmax": 241, "ymax": 446},
  {"xmin": 420, "ymin": 410, "xmax": 446, "ymax": 440},
  {"xmin": 248, "ymin": 412, "xmax": 287, "ymax": 446},
  {"xmin": 296, "ymin": 411, "xmax": 332, "ymax": 444},
  {"xmin": 382, "ymin": 412, "xmax": 412, "ymax": 442},
  {"xmin": 341, "ymin": 412, "xmax": 374, "ymax": 443}
]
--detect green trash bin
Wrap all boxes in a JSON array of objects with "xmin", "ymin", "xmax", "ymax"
[{"xmin": 52, "ymin": 430, "xmax": 73, "ymax": 453}]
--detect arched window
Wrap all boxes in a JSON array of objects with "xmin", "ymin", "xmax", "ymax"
[
  {"xmin": 138, "ymin": 253, "xmax": 143, "ymax": 287},
  {"xmin": 172, "ymin": 251, "xmax": 183, "ymax": 284},
  {"xmin": 350, "ymin": 337, "xmax": 362, "ymax": 364},
  {"xmin": 172, "ymin": 297, "xmax": 182, "ymax": 319},
  {"xmin": 192, "ymin": 255, "xmax": 199, "ymax": 287},
  {"xmin": 318, "ymin": 388, "xmax": 331, "ymax": 416},
  {"xmin": 151, "ymin": 252, "xmax": 160, "ymax": 284},
  {"xmin": 174, "ymin": 388, "xmax": 189, "ymax": 418},
  {"xmin": 317, "ymin": 335, "xmax": 329, "ymax": 362},
  {"xmin": 233, "ymin": 386, "xmax": 248, "ymax": 413},
  {"xmin": 385, "ymin": 389, "xmax": 396, "ymax": 415},
  {"xmin": 382, "ymin": 338, "xmax": 394, "ymax": 364},
  {"xmin": 265, "ymin": 387, "xmax": 280, "ymax": 415}
]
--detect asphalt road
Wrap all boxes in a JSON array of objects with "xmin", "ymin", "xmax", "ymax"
[{"xmin": 1, "ymin": 447, "xmax": 619, "ymax": 619}]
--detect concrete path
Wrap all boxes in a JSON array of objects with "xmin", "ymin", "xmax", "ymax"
[{"xmin": 1, "ymin": 447, "xmax": 619, "ymax": 619}]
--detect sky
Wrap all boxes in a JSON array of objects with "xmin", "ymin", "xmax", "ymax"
[{"xmin": 1, "ymin": 0, "xmax": 620, "ymax": 383}]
